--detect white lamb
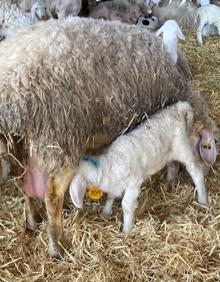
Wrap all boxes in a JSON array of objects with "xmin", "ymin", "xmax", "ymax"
[
  {"xmin": 69, "ymin": 102, "xmax": 209, "ymax": 234},
  {"xmin": 155, "ymin": 20, "xmax": 185, "ymax": 64},
  {"xmin": 196, "ymin": 4, "xmax": 220, "ymax": 44}
]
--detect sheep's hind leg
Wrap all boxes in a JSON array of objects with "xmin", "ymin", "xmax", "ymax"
[
  {"xmin": 45, "ymin": 167, "xmax": 74, "ymax": 258},
  {"xmin": 25, "ymin": 196, "xmax": 42, "ymax": 231}
]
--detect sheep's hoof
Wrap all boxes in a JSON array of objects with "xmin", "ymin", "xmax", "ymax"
[
  {"xmin": 48, "ymin": 237, "xmax": 67, "ymax": 259},
  {"xmin": 25, "ymin": 214, "xmax": 42, "ymax": 231}
]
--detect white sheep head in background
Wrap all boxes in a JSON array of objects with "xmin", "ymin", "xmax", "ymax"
[
  {"xmin": 156, "ymin": 20, "xmax": 185, "ymax": 64},
  {"xmin": 31, "ymin": 0, "xmax": 52, "ymax": 21}
]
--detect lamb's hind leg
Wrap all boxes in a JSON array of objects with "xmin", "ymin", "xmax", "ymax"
[{"xmin": 45, "ymin": 167, "xmax": 74, "ymax": 258}]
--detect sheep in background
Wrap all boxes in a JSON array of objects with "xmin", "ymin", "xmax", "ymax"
[
  {"xmin": 0, "ymin": 138, "xmax": 10, "ymax": 184},
  {"xmin": 156, "ymin": 20, "xmax": 185, "ymax": 64},
  {"xmin": 135, "ymin": 15, "xmax": 159, "ymax": 30},
  {"xmin": 70, "ymin": 102, "xmax": 218, "ymax": 233},
  {"xmin": 0, "ymin": 16, "xmax": 213, "ymax": 258},
  {"xmin": 198, "ymin": 0, "xmax": 210, "ymax": 5},
  {"xmin": 196, "ymin": 4, "xmax": 220, "ymax": 44},
  {"xmin": 0, "ymin": 0, "xmax": 52, "ymax": 40},
  {"xmin": 152, "ymin": 1, "xmax": 197, "ymax": 28},
  {"xmin": 89, "ymin": 0, "xmax": 143, "ymax": 23},
  {"xmin": 19, "ymin": 0, "xmax": 82, "ymax": 19},
  {"xmin": 202, "ymin": 24, "xmax": 219, "ymax": 38}
]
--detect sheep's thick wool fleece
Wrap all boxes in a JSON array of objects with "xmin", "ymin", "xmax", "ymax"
[{"xmin": 0, "ymin": 17, "xmax": 191, "ymax": 168}]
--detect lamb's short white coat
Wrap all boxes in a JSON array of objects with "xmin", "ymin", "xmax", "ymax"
[
  {"xmin": 70, "ymin": 102, "xmax": 207, "ymax": 233},
  {"xmin": 196, "ymin": 4, "xmax": 220, "ymax": 44},
  {"xmin": 155, "ymin": 20, "xmax": 185, "ymax": 64}
]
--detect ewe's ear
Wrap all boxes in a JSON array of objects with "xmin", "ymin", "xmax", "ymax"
[
  {"xmin": 176, "ymin": 27, "xmax": 185, "ymax": 40},
  {"xmin": 69, "ymin": 174, "xmax": 87, "ymax": 209},
  {"xmin": 199, "ymin": 128, "xmax": 217, "ymax": 166}
]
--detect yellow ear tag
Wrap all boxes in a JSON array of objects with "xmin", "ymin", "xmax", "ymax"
[{"xmin": 88, "ymin": 187, "xmax": 103, "ymax": 200}]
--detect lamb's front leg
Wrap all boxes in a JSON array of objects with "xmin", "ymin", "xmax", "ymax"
[
  {"xmin": 122, "ymin": 184, "xmax": 140, "ymax": 234},
  {"xmin": 166, "ymin": 161, "xmax": 179, "ymax": 184},
  {"xmin": 45, "ymin": 167, "xmax": 74, "ymax": 258},
  {"xmin": 197, "ymin": 20, "xmax": 206, "ymax": 44},
  {"xmin": 185, "ymin": 163, "xmax": 207, "ymax": 205},
  {"xmin": 101, "ymin": 194, "xmax": 115, "ymax": 216},
  {"xmin": 176, "ymin": 142, "xmax": 207, "ymax": 205}
]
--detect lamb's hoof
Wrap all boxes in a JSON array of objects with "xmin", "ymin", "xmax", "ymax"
[
  {"xmin": 198, "ymin": 197, "xmax": 208, "ymax": 206},
  {"xmin": 101, "ymin": 208, "xmax": 112, "ymax": 217}
]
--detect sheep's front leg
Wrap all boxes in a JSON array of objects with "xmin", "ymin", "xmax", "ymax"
[
  {"xmin": 101, "ymin": 194, "xmax": 115, "ymax": 215},
  {"xmin": 45, "ymin": 167, "xmax": 74, "ymax": 258},
  {"xmin": 122, "ymin": 185, "xmax": 140, "ymax": 234},
  {"xmin": 25, "ymin": 196, "xmax": 42, "ymax": 230}
]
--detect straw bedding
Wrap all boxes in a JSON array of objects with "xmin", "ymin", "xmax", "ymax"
[{"xmin": 1, "ymin": 5, "xmax": 220, "ymax": 282}]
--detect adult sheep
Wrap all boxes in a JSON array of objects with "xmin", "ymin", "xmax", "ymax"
[{"xmin": 0, "ymin": 17, "xmax": 213, "ymax": 258}]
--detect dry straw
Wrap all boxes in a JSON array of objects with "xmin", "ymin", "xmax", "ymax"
[{"xmin": 0, "ymin": 2, "xmax": 220, "ymax": 281}]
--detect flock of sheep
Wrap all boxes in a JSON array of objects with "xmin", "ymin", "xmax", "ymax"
[{"xmin": 0, "ymin": 0, "xmax": 219, "ymax": 259}]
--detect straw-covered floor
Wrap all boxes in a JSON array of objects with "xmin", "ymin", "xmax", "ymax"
[{"xmin": 0, "ymin": 13, "xmax": 220, "ymax": 282}]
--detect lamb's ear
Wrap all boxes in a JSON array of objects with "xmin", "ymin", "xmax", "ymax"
[
  {"xmin": 199, "ymin": 128, "xmax": 217, "ymax": 166},
  {"xmin": 69, "ymin": 174, "xmax": 87, "ymax": 209},
  {"xmin": 176, "ymin": 27, "xmax": 185, "ymax": 40}
]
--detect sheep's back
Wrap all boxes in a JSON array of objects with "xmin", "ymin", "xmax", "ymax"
[{"xmin": 0, "ymin": 17, "xmax": 190, "ymax": 165}]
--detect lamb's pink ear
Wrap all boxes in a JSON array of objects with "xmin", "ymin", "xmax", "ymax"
[
  {"xmin": 69, "ymin": 174, "xmax": 87, "ymax": 209},
  {"xmin": 199, "ymin": 128, "xmax": 217, "ymax": 166},
  {"xmin": 176, "ymin": 27, "xmax": 185, "ymax": 40}
]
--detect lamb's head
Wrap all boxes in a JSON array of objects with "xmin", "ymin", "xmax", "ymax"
[
  {"xmin": 69, "ymin": 157, "xmax": 100, "ymax": 208},
  {"xmin": 69, "ymin": 174, "xmax": 87, "ymax": 209},
  {"xmin": 189, "ymin": 118, "xmax": 219, "ymax": 174},
  {"xmin": 31, "ymin": 0, "xmax": 52, "ymax": 21},
  {"xmin": 156, "ymin": 20, "xmax": 185, "ymax": 41}
]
